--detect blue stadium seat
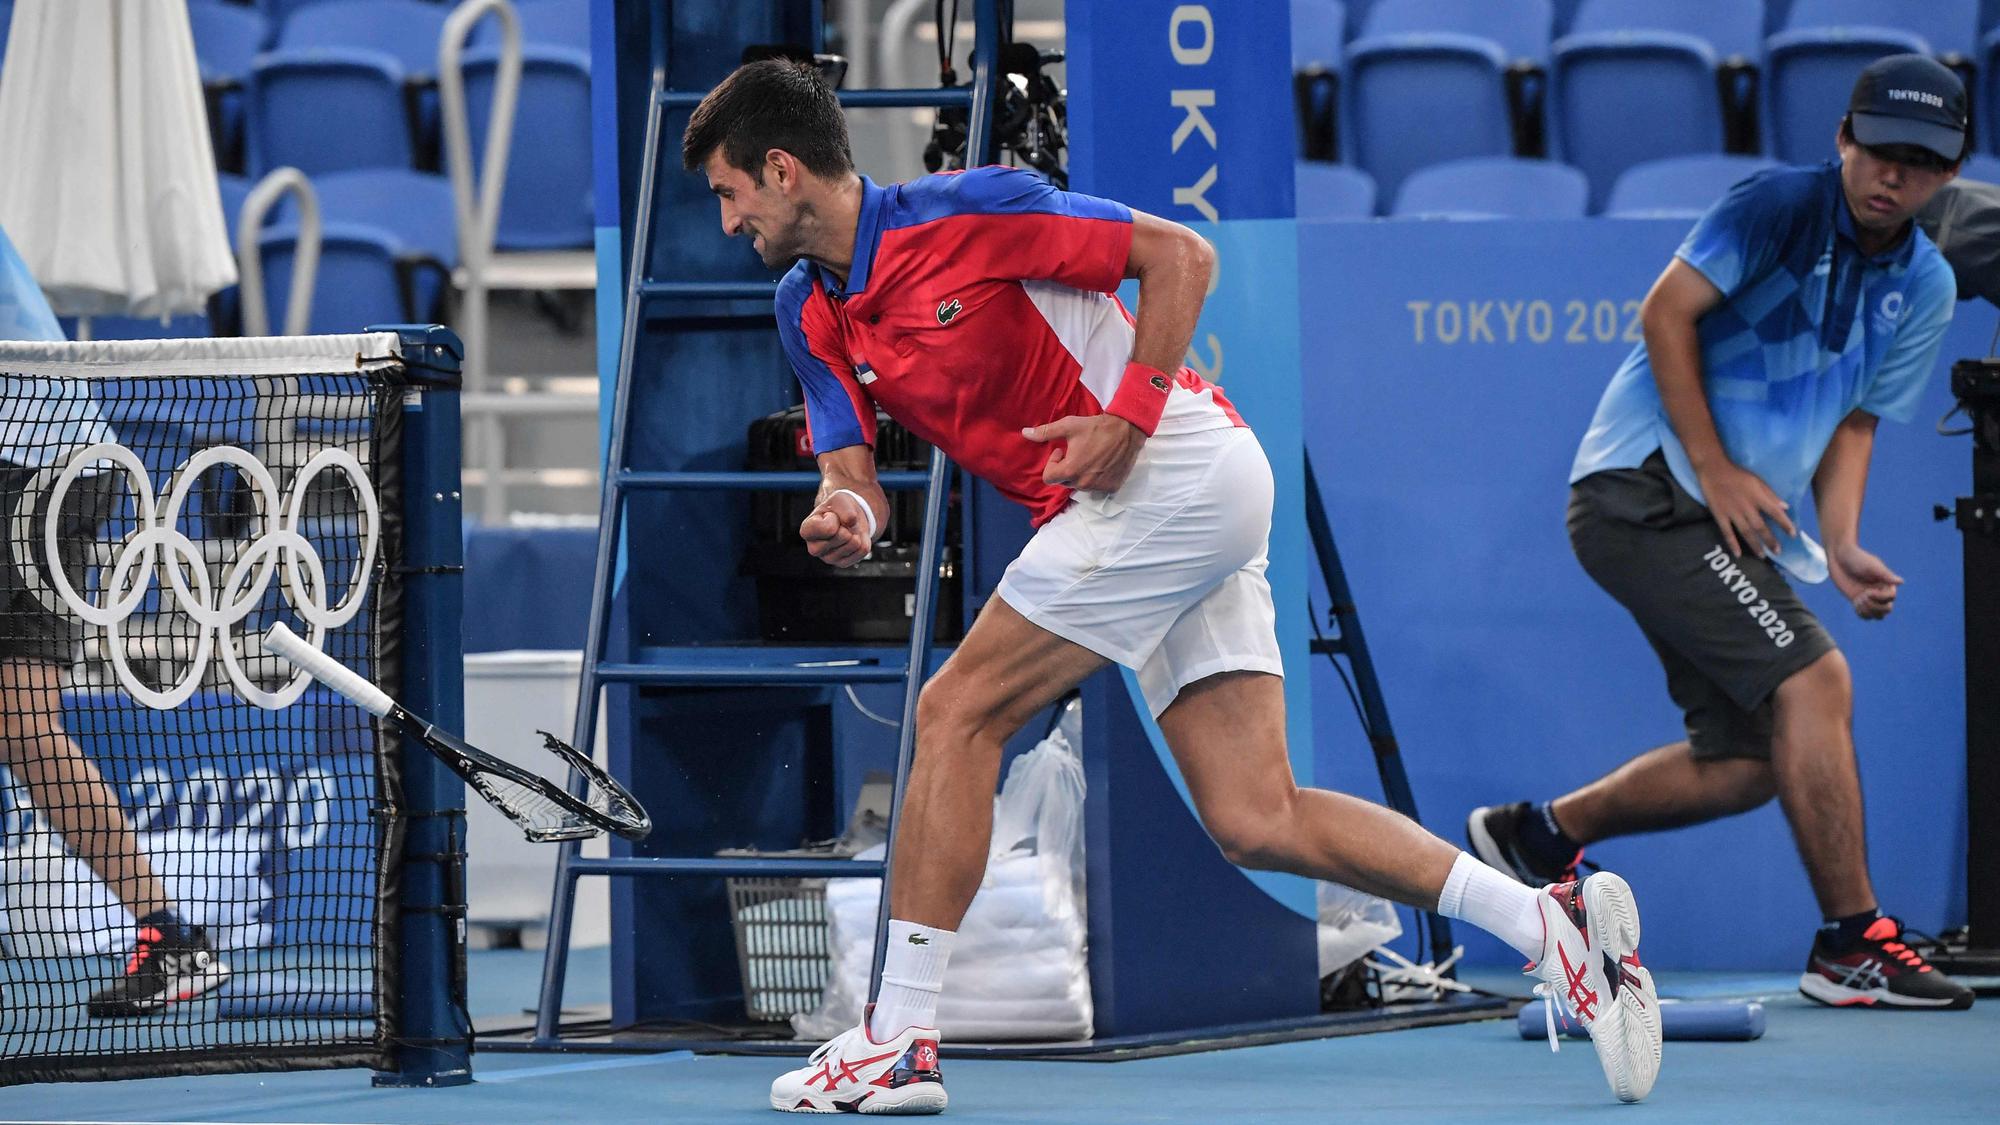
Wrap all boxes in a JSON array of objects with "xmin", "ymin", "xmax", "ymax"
[
  {"xmin": 1391, "ymin": 156, "xmax": 1588, "ymax": 219},
  {"xmin": 1550, "ymin": 0, "xmax": 1764, "ymax": 212},
  {"xmin": 258, "ymin": 224, "xmax": 446, "ymax": 337},
  {"xmin": 1295, "ymin": 162, "xmax": 1377, "ymax": 219},
  {"xmin": 1293, "ymin": 0, "xmax": 1346, "ymax": 70},
  {"xmin": 1766, "ymin": 0, "xmax": 1976, "ymax": 164},
  {"xmin": 294, "ymin": 169, "xmax": 456, "ymax": 261},
  {"xmin": 259, "ymin": 0, "xmax": 447, "ymax": 30},
  {"xmin": 258, "ymin": 169, "xmax": 456, "ymax": 334},
  {"xmin": 1958, "ymin": 152, "xmax": 2000, "ymax": 182},
  {"xmin": 1602, "ymin": 154, "xmax": 1780, "ymax": 218},
  {"xmin": 463, "ymin": 43, "xmax": 594, "ymax": 249},
  {"xmin": 1789, "ymin": 0, "xmax": 1978, "ymax": 60},
  {"xmin": 277, "ymin": 0, "xmax": 451, "ymax": 74},
  {"xmin": 278, "ymin": 0, "xmax": 452, "ymax": 167},
  {"xmin": 472, "ymin": 0, "xmax": 591, "ymax": 54},
  {"xmin": 1343, "ymin": 0, "xmax": 1555, "ymax": 205},
  {"xmin": 189, "ymin": 0, "xmax": 271, "ymax": 172},
  {"xmin": 247, "ymin": 49, "xmax": 415, "ymax": 175},
  {"xmin": 190, "ymin": 1, "xmax": 271, "ymax": 72}
]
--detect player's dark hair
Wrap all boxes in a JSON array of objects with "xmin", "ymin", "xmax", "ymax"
[{"xmin": 682, "ymin": 60, "xmax": 854, "ymax": 182}]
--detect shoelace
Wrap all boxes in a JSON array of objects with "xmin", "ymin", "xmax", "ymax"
[
  {"xmin": 1533, "ymin": 978, "xmax": 1568, "ymax": 1054},
  {"xmin": 806, "ymin": 1027, "xmax": 860, "ymax": 1067},
  {"xmin": 1362, "ymin": 945, "xmax": 1470, "ymax": 1003},
  {"xmin": 1880, "ymin": 938, "xmax": 1929, "ymax": 969},
  {"xmin": 123, "ymin": 926, "xmax": 164, "ymax": 977}
]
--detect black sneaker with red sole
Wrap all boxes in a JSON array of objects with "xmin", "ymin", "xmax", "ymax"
[
  {"xmin": 1465, "ymin": 802, "xmax": 1584, "ymax": 886},
  {"xmin": 87, "ymin": 922, "xmax": 232, "ymax": 1018},
  {"xmin": 1799, "ymin": 916, "xmax": 1975, "ymax": 1010}
]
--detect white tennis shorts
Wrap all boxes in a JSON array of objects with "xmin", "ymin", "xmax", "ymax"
[{"xmin": 995, "ymin": 424, "xmax": 1282, "ymax": 717}]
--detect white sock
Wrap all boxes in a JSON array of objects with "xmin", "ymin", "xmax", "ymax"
[
  {"xmin": 868, "ymin": 920, "xmax": 955, "ymax": 1041},
  {"xmin": 1437, "ymin": 852, "xmax": 1546, "ymax": 962}
]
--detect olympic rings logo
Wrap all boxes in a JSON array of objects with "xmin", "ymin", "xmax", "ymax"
[{"xmin": 10, "ymin": 442, "xmax": 379, "ymax": 711}]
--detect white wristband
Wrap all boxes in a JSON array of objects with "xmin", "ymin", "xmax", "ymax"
[{"xmin": 828, "ymin": 488, "xmax": 879, "ymax": 543}]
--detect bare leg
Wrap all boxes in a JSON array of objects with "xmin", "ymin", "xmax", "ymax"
[
  {"xmin": 1156, "ymin": 670, "xmax": 1458, "ymax": 909},
  {"xmin": 886, "ymin": 598, "xmax": 1106, "ymax": 929},
  {"xmin": 0, "ymin": 659, "xmax": 170, "ymax": 918},
  {"xmin": 1551, "ymin": 741, "xmax": 1776, "ymax": 844},
  {"xmin": 1768, "ymin": 650, "xmax": 1875, "ymax": 918}
]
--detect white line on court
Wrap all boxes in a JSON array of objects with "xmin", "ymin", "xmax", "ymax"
[{"xmin": 475, "ymin": 1051, "xmax": 698, "ymax": 1084}]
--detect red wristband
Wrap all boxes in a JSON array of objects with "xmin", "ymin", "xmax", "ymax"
[{"xmin": 1104, "ymin": 360, "xmax": 1174, "ymax": 436}]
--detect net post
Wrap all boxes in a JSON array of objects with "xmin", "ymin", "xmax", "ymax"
[{"xmin": 370, "ymin": 325, "xmax": 474, "ymax": 1088}]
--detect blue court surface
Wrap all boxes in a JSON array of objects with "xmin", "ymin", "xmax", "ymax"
[{"xmin": 5, "ymin": 949, "xmax": 1994, "ymax": 1124}]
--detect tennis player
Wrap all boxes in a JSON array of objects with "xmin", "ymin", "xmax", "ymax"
[
  {"xmin": 0, "ymin": 224, "xmax": 230, "ymax": 1017},
  {"xmin": 1468, "ymin": 55, "xmax": 1975, "ymax": 1011},
  {"xmin": 684, "ymin": 61, "xmax": 1662, "ymax": 1113}
]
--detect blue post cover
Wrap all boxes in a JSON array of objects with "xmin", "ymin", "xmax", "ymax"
[{"xmin": 372, "ymin": 326, "xmax": 471, "ymax": 1086}]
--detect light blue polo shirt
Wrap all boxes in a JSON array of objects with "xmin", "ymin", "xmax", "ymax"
[
  {"xmin": 0, "ymin": 224, "xmax": 110, "ymax": 468},
  {"xmin": 1572, "ymin": 161, "xmax": 1956, "ymax": 582}
]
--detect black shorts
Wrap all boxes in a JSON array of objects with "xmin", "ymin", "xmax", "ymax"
[
  {"xmin": 0, "ymin": 467, "xmax": 114, "ymax": 666},
  {"xmin": 1567, "ymin": 452, "xmax": 1836, "ymax": 762}
]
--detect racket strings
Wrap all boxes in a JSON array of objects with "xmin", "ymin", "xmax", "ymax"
[
  {"xmin": 468, "ymin": 771, "xmax": 596, "ymax": 841},
  {"xmin": 537, "ymin": 732, "xmax": 648, "ymax": 830}
]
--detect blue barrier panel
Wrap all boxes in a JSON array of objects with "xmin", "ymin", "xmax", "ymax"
[
  {"xmin": 1301, "ymin": 217, "xmax": 1976, "ymax": 971},
  {"xmin": 1071, "ymin": 0, "xmax": 1320, "ymax": 1035}
]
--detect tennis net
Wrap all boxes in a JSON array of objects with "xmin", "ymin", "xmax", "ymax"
[{"xmin": 0, "ymin": 333, "xmax": 454, "ymax": 1085}]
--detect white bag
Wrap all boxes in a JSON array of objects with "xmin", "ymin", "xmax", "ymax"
[
  {"xmin": 795, "ymin": 713, "xmax": 1092, "ymax": 1042},
  {"xmin": 1316, "ymin": 880, "xmax": 1402, "ymax": 978}
]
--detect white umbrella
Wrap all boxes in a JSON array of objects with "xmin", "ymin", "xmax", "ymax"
[{"xmin": 0, "ymin": 0, "xmax": 236, "ymax": 321}]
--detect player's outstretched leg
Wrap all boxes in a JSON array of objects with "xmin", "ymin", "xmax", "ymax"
[
  {"xmin": 770, "ymin": 1006, "xmax": 946, "ymax": 1114},
  {"xmin": 1159, "ymin": 670, "xmax": 1661, "ymax": 1103}
]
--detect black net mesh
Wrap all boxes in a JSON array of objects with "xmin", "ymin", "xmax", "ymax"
[{"xmin": 0, "ymin": 362, "xmax": 401, "ymax": 1084}]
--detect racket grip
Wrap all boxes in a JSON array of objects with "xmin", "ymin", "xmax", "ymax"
[{"xmin": 264, "ymin": 622, "xmax": 394, "ymax": 717}]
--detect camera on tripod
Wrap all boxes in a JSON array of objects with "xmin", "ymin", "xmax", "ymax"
[
  {"xmin": 1932, "ymin": 356, "xmax": 2000, "ymax": 982},
  {"xmin": 924, "ymin": 42, "xmax": 1069, "ymax": 188},
  {"xmin": 1950, "ymin": 359, "xmax": 2000, "ymax": 462}
]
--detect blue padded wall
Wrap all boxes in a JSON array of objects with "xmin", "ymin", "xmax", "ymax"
[{"xmin": 1301, "ymin": 216, "xmax": 1977, "ymax": 972}]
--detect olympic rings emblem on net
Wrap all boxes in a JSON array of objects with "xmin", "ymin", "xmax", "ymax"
[{"xmin": 10, "ymin": 442, "xmax": 379, "ymax": 711}]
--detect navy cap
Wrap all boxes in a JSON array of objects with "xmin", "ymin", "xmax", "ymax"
[{"xmin": 1848, "ymin": 54, "xmax": 1968, "ymax": 163}]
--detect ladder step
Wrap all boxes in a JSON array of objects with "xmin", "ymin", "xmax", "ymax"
[
  {"xmin": 659, "ymin": 87, "xmax": 974, "ymax": 111},
  {"xmin": 596, "ymin": 660, "xmax": 909, "ymax": 686},
  {"xmin": 569, "ymin": 856, "xmax": 885, "ymax": 878},
  {"xmin": 616, "ymin": 470, "xmax": 931, "ymax": 491},
  {"xmin": 640, "ymin": 280, "xmax": 779, "ymax": 302}
]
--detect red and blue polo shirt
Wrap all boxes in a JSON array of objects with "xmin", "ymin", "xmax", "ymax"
[{"xmin": 775, "ymin": 166, "xmax": 1244, "ymax": 526}]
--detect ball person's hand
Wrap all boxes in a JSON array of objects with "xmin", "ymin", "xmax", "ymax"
[
  {"xmin": 799, "ymin": 492, "xmax": 872, "ymax": 568},
  {"xmin": 1024, "ymin": 414, "xmax": 1146, "ymax": 494},
  {"xmin": 1697, "ymin": 460, "xmax": 1796, "ymax": 558},
  {"xmin": 1830, "ymin": 542, "xmax": 1903, "ymax": 620}
]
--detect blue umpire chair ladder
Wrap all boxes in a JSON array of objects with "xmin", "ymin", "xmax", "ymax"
[
  {"xmin": 531, "ymin": 1, "xmax": 1005, "ymax": 1046},
  {"xmin": 1304, "ymin": 449, "xmax": 1458, "ymax": 970}
]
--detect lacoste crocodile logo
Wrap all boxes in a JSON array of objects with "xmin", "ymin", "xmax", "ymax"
[{"xmin": 936, "ymin": 298, "xmax": 963, "ymax": 325}]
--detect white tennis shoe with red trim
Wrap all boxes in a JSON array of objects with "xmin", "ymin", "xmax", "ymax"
[
  {"xmin": 1526, "ymin": 871, "xmax": 1662, "ymax": 1103},
  {"xmin": 770, "ymin": 1018, "xmax": 946, "ymax": 1114}
]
